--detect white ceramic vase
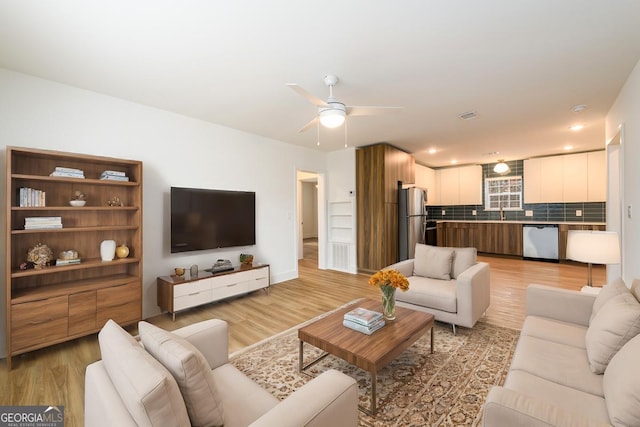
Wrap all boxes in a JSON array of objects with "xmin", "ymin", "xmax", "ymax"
[{"xmin": 100, "ymin": 239, "xmax": 116, "ymax": 261}]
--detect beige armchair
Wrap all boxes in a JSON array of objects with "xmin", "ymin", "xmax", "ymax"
[
  {"xmin": 85, "ymin": 319, "xmax": 358, "ymax": 427},
  {"xmin": 387, "ymin": 243, "xmax": 490, "ymax": 333}
]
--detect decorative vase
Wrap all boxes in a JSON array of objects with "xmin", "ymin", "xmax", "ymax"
[
  {"xmin": 381, "ymin": 284, "xmax": 396, "ymax": 321},
  {"xmin": 100, "ymin": 240, "xmax": 116, "ymax": 261},
  {"xmin": 115, "ymin": 243, "xmax": 129, "ymax": 259}
]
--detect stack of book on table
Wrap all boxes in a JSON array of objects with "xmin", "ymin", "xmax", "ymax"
[
  {"xmin": 343, "ymin": 307, "xmax": 385, "ymax": 335},
  {"xmin": 50, "ymin": 166, "xmax": 85, "ymax": 178},
  {"xmin": 24, "ymin": 216, "xmax": 62, "ymax": 230},
  {"xmin": 100, "ymin": 170, "xmax": 129, "ymax": 181}
]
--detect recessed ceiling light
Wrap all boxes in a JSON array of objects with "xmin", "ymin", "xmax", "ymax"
[
  {"xmin": 428, "ymin": 148, "xmax": 437, "ymax": 154},
  {"xmin": 569, "ymin": 124, "xmax": 585, "ymax": 131},
  {"xmin": 564, "ymin": 145, "xmax": 574, "ymax": 150},
  {"xmin": 451, "ymin": 160, "xmax": 458, "ymax": 164}
]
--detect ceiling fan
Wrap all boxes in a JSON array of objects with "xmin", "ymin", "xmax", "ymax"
[{"xmin": 287, "ymin": 74, "xmax": 402, "ymax": 133}]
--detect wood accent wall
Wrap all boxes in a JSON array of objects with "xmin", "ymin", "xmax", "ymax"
[{"xmin": 356, "ymin": 144, "xmax": 415, "ymax": 272}]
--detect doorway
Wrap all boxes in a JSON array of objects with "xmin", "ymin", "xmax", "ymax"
[{"xmin": 296, "ymin": 170, "xmax": 325, "ymax": 269}]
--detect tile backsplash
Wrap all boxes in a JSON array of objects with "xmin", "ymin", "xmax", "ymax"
[
  {"xmin": 425, "ymin": 159, "xmax": 606, "ymax": 223},
  {"xmin": 426, "ymin": 201, "xmax": 605, "ymax": 223}
]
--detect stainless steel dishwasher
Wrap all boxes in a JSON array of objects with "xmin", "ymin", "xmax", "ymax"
[{"xmin": 522, "ymin": 224, "xmax": 559, "ymax": 262}]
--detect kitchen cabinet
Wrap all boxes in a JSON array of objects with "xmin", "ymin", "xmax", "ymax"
[
  {"xmin": 415, "ymin": 164, "xmax": 438, "ymax": 204},
  {"xmin": 524, "ymin": 151, "xmax": 605, "ymax": 203},
  {"xmin": 563, "ymin": 153, "xmax": 588, "ymax": 202},
  {"xmin": 438, "ymin": 222, "xmax": 479, "ymax": 248},
  {"xmin": 435, "ymin": 165, "xmax": 482, "ymax": 206},
  {"xmin": 356, "ymin": 143, "xmax": 415, "ymax": 272},
  {"xmin": 476, "ymin": 223, "xmax": 523, "ymax": 256},
  {"xmin": 587, "ymin": 151, "xmax": 606, "ymax": 201}
]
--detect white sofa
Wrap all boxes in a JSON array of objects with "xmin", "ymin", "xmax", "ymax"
[
  {"xmin": 387, "ymin": 243, "xmax": 490, "ymax": 333},
  {"xmin": 85, "ymin": 319, "xmax": 358, "ymax": 427},
  {"xmin": 483, "ymin": 279, "xmax": 640, "ymax": 427}
]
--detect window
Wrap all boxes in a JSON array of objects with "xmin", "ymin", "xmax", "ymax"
[{"xmin": 485, "ymin": 176, "xmax": 523, "ymax": 211}]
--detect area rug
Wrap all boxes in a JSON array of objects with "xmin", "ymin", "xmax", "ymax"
[{"xmin": 230, "ymin": 309, "xmax": 520, "ymax": 427}]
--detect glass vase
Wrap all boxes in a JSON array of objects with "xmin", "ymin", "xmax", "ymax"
[{"xmin": 380, "ymin": 285, "xmax": 396, "ymax": 321}]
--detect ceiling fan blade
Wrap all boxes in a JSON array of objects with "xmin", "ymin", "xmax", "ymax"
[
  {"xmin": 298, "ymin": 116, "xmax": 319, "ymax": 133},
  {"xmin": 286, "ymin": 83, "xmax": 329, "ymax": 107},
  {"xmin": 347, "ymin": 106, "xmax": 403, "ymax": 116}
]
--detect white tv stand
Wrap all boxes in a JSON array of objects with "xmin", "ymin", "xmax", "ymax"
[{"xmin": 157, "ymin": 264, "xmax": 270, "ymax": 320}]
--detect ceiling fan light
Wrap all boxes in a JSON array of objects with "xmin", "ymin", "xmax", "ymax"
[
  {"xmin": 494, "ymin": 161, "xmax": 510, "ymax": 174},
  {"xmin": 319, "ymin": 109, "xmax": 346, "ymax": 128}
]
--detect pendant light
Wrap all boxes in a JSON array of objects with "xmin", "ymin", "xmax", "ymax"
[{"xmin": 493, "ymin": 160, "xmax": 510, "ymax": 174}]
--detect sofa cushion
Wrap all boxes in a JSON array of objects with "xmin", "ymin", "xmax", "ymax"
[
  {"xmin": 138, "ymin": 321, "xmax": 224, "ymax": 427},
  {"xmin": 520, "ymin": 315, "xmax": 587, "ymax": 349},
  {"xmin": 508, "ymin": 334, "xmax": 603, "ymax": 397},
  {"xmin": 603, "ymin": 333, "xmax": 640, "ymax": 427},
  {"xmin": 585, "ymin": 292, "xmax": 640, "ymax": 374},
  {"xmin": 396, "ymin": 276, "xmax": 457, "ymax": 313},
  {"xmin": 450, "ymin": 246, "xmax": 477, "ymax": 279},
  {"xmin": 590, "ymin": 277, "xmax": 628, "ymax": 323},
  {"xmin": 503, "ymin": 370, "xmax": 610, "ymax": 423},
  {"xmin": 413, "ymin": 244, "xmax": 454, "ymax": 280},
  {"xmin": 98, "ymin": 320, "xmax": 191, "ymax": 427}
]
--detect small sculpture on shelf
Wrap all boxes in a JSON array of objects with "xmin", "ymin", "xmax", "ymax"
[
  {"xmin": 70, "ymin": 190, "xmax": 86, "ymax": 207},
  {"xmin": 21, "ymin": 243, "xmax": 53, "ymax": 269},
  {"xmin": 107, "ymin": 194, "xmax": 124, "ymax": 207}
]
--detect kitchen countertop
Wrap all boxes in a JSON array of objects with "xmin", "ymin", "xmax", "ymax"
[{"xmin": 436, "ymin": 220, "xmax": 606, "ymax": 226}]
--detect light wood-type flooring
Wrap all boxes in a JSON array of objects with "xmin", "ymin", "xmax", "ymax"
[{"xmin": 0, "ymin": 240, "xmax": 605, "ymax": 426}]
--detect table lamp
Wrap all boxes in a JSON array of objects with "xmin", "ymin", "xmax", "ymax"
[{"xmin": 566, "ymin": 230, "xmax": 621, "ymax": 291}]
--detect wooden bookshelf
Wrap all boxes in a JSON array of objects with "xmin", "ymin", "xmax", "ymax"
[{"xmin": 4, "ymin": 146, "xmax": 143, "ymax": 368}]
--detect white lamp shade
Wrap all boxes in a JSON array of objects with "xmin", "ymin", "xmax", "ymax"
[
  {"xmin": 566, "ymin": 230, "xmax": 621, "ymax": 264},
  {"xmin": 319, "ymin": 108, "xmax": 346, "ymax": 128}
]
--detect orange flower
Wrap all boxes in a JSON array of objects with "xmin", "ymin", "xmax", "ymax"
[{"xmin": 368, "ymin": 269, "xmax": 409, "ymax": 291}]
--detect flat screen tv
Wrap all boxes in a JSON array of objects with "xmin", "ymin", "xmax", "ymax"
[{"xmin": 171, "ymin": 186, "xmax": 256, "ymax": 253}]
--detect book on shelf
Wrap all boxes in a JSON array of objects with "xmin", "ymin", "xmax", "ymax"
[
  {"xmin": 54, "ymin": 166, "xmax": 84, "ymax": 174},
  {"xmin": 101, "ymin": 170, "xmax": 126, "ymax": 177},
  {"xmin": 55, "ymin": 258, "xmax": 81, "ymax": 266},
  {"xmin": 343, "ymin": 307, "xmax": 384, "ymax": 327},
  {"xmin": 24, "ymin": 216, "xmax": 62, "ymax": 229},
  {"xmin": 50, "ymin": 170, "xmax": 85, "ymax": 178},
  {"xmin": 17, "ymin": 187, "xmax": 46, "ymax": 207},
  {"xmin": 343, "ymin": 317, "xmax": 385, "ymax": 335},
  {"xmin": 99, "ymin": 174, "xmax": 129, "ymax": 181}
]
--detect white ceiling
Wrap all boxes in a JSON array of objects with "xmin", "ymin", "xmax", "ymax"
[{"xmin": 2, "ymin": 1, "xmax": 640, "ymax": 168}]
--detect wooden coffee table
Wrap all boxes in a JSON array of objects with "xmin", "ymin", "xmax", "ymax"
[{"xmin": 298, "ymin": 298, "xmax": 434, "ymax": 415}]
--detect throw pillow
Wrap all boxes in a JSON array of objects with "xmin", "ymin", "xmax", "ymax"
[
  {"xmin": 603, "ymin": 333, "xmax": 640, "ymax": 427},
  {"xmin": 413, "ymin": 244, "xmax": 454, "ymax": 280},
  {"xmin": 590, "ymin": 277, "xmax": 628, "ymax": 324},
  {"xmin": 98, "ymin": 320, "xmax": 191, "ymax": 427},
  {"xmin": 450, "ymin": 247, "xmax": 477, "ymax": 279},
  {"xmin": 138, "ymin": 321, "xmax": 224, "ymax": 427},
  {"xmin": 585, "ymin": 292, "xmax": 640, "ymax": 374}
]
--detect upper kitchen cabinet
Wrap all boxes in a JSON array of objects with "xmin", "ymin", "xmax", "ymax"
[
  {"xmin": 524, "ymin": 151, "xmax": 605, "ymax": 203},
  {"xmin": 435, "ymin": 165, "xmax": 482, "ymax": 206},
  {"xmin": 414, "ymin": 164, "xmax": 438, "ymax": 205},
  {"xmin": 587, "ymin": 151, "xmax": 606, "ymax": 201}
]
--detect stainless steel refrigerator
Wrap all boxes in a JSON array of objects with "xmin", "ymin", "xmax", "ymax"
[{"xmin": 398, "ymin": 187, "xmax": 428, "ymax": 260}]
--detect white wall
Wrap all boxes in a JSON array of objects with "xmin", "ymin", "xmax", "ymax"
[
  {"xmin": 0, "ymin": 69, "xmax": 332, "ymax": 357},
  {"xmin": 606, "ymin": 59, "xmax": 640, "ymax": 285}
]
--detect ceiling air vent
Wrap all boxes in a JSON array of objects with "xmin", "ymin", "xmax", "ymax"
[{"xmin": 457, "ymin": 111, "xmax": 478, "ymax": 120}]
